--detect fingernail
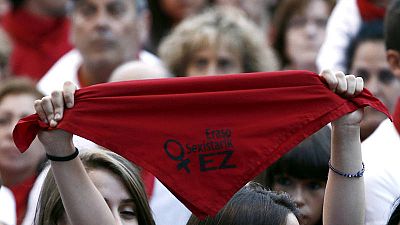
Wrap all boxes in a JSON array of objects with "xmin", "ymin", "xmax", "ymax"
[
  {"xmin": 54, "ymin": 114, "xmax": 61, "ymax": 120},
  {"xmin": 67, "ymin": 103, "xmax": 73, "ymax": 108},
  {"xmin": 50, "ymin": 120, "xmax": 57, "ymax": 127}
]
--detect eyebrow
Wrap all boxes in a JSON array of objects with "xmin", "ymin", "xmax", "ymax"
[{"xmin": 103, "ymin": 198, "xmax": 136, "ymax": 204}]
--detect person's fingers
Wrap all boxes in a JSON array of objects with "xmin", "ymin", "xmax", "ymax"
[
  {"xmin": 51, "ymin": 91, "xmax": 64, "ymax": 121},
  {"xmin": 335, "ymin": 71, "xmax": 347, "ymax": 94},
  {"xmin": 34, "ymin": 100, "xmax": 47, "ymax": 123},
  {"xmin": 345, "ymin": 75, "xmax": 357, "ymax": 96},
  {"xmin": 40, "ymin": 96, "xmax": 57, "ymax": 127},
  {"xmin": 63, "ymin": 81, "xmax": 77, "ymax": 108},
  {"xmin": 355, "ymin": 77, "xmax": 364, "ymax": 95},
  {"xmin": 320, "ymin": 69, "xmax": 338, "ymax": 91}
]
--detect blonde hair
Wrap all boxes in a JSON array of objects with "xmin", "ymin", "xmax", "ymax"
[
  {"xmin": 35, "ymin": 149, "xmax": 155, "ymax": 225},
  {"xmin": 159, "ymin": 6, "xmax": 278, "ymax": 76}
]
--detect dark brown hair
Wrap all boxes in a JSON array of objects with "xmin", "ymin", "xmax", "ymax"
[{"xmin": 186, "ymin": 182, "xmax": 299, "ymax": 225}]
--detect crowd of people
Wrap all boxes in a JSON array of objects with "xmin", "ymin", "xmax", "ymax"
[{"xmin": 0, "ymin": 0, "xmax": 399, "ymax": 225}]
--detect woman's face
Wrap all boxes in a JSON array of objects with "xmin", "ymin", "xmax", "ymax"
[
  {"xmin": 272, "ymin": 174, "xmax": 326, "ymax": 225},
  {"xmin": 285, "ymin": 0, "xmax": 330, "ymax": 71},
  {"xmin": 185, "ymin": 42, "xmax": 244, "ymax": 76},
  {"xmin": 58, "ymin": 168, "xmax": 138, "ymax": 225},
  {"xmin": 0, "ymin": 94, "xmax": 44, "ymax": 180}
]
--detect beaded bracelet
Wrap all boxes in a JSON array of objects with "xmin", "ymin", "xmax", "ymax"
[
  {"xmin": 328, "ymin": 160, "xmax": 365, "ymax": 178},
  {"xmin": 46, "ymin": 147, "xmax": 79, "ymax": 162}
]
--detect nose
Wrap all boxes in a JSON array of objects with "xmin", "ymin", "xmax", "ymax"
[
  {"xmin": 112, "ymin": 211, "xmax": 123, "ymax": 225},
  {"xmin": 291, "ymin": 187, "xmax": 306, "ymax": 208},
  {"xmin": 94, "ymin": 10, "xmax": 111, "ymax": 33},
  {"xmin": 304, "ymin": 21, "xmax": 317, "ymax": 39},
  {"xmin": 205, "ymin": 64, "xmax": 218, "ymax": 76}
]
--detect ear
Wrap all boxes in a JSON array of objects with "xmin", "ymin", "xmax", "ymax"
[{"xmin": 387, "ymin": 49, "xmax": 400, "ymax": 79}]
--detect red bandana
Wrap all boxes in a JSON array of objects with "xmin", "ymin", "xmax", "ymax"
[{"xmin": 13, "ymin": 71, "xmax": 390, "ymax": 218}]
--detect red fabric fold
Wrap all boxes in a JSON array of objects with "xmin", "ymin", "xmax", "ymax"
[{"xmin": 13, "ymin": 70, "xmax": 391, "ymax": 218}]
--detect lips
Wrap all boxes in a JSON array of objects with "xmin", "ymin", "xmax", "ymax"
[{"xmin": 90, "ymin": 38, "xmax": 117, "ymax": 50}]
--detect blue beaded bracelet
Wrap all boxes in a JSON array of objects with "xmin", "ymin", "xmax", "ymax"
[{"xmin": 328, "ymin": 160, "xmax": 365, "ymax": 178}]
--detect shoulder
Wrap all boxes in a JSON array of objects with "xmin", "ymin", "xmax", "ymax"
[{"xmin": 37, "ymin": 49, "xmax": 82, "ymax": 95}]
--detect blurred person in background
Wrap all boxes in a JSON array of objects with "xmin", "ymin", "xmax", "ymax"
[
  {"xmin": 0, "ymin": 0, "xmax": 10, "ymax": 16},
  {"xmin": 271, "ymin": 0, "xmax": 335, "ymax": 72},
  {"xmin": 0, "ymin": 0, "xmax": 73, "ymax": 81},
  {"xmin": 0, "ymin": 27, "xmax": 12, "ymax": 80},
  {"xmin": 255, "ymin": 126, "xmax": 331, "ymax": 225},
  {"xmin": 346, "ymin": 20, "xmax": 400, "ymax": 141},
  {"xmin": 317, "ymin": 0, "xmax": 389, "ymax": 72},
  {"xmin": 0, "ymin": 78, "xmax": 45, "ymax": 225},
  {"xmin": 108, "ymin": 61, "xmax": 169, "ymax": 82},
  {"xmin": 361, "ymin": 1, "xmax": 400, "ymax": 224},
  {"xmin": 37, "ymin": 0, "xmax": 159, "ymax": 94},
  {"xmin": 146, "ymin": 0, "xmax": 209, "ymax": 54},
  {"xmin": 211, "ymin": 0, "xmax": 270, "ymax": 41},
  {"xmin": 159, "ymin": 6, "xmax": 277, "ymax": 77}
]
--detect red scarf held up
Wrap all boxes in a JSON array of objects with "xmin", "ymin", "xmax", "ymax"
[{"xmin": 13, "ymin": 70, "xmax": 391, "ymax": 218}]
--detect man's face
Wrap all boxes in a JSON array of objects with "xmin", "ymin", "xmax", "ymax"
[
  {"xmin": 71, "ymin": 0, "xmax": 142, "ymax": 67},
  {"xmin": 352, "ymin": 40, "xmax": 400, "ymax": 139}
]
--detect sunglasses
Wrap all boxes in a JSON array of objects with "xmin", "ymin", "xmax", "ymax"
[{"xmin": 355, "ymin": 68, "xmax": 395, "ymax": 85}]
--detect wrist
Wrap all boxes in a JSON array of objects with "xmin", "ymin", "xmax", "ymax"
[
  {"xmin": 44, "ymin": 140, "xmax": 75, "ymax": 157},
  {"xmin": 47, "ymin": 147, "xmax": 79, "ymax": 162},
  {"xmin": 332, "ymin": 124, "xmax": 360, "ymax": 133}
]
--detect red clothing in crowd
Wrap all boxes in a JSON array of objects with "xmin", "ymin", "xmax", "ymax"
[
  {"xmin": 357, "ymin": 0, "xmax": 386, "ymax": 21},
  {"xmin": 14, "ymin": 70, "xmax": 390, "ymax": 218},
  {"xmin": 1, "ymin": 9, "xmax": 72, "ymax": 81}
]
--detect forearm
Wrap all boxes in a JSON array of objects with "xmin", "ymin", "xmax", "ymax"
[
  {"xmin": 323, "ymin": 125, "xmax": 365, "ymax": 225},
  {"xmin": 48, "ymin": 143, "xmax": 115, "ymax": 225}
]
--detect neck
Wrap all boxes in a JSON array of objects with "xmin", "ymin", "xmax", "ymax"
[
  {"xmin": 81, "ymin": 62, "xmax": 119, "ymax": 86},
  {"xmin": 0, "ymin": 165, "xmax": 37, "ymax": 187}
]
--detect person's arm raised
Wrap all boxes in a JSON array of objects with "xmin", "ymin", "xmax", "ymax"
[
  {"xmin": 320, "ymin": 70, "xmax": 365, "ymax": 225},
  {"xmin": 34, "ymin": 82, "xmax": 116, "ymax": 225}
]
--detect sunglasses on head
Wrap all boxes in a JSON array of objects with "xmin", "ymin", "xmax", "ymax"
[{"xmin": 355, "ymin": 68, "xmax": 395, "ymax": 85}]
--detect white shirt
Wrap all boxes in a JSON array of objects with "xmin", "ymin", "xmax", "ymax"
[
  {"xmin": 316, "ymin": 0, "xmax": 361, "ymax": 72},
  {"xmin": 0, "ymin": 186, "xmax": 16, "ymax": 225},
  {"xmin": 362, "ymin": 119, "xmax": 400, "ymax": 225},
  {"xmin": 37, "ymin": 49, "xmax": 162, "ymax": 95}
]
